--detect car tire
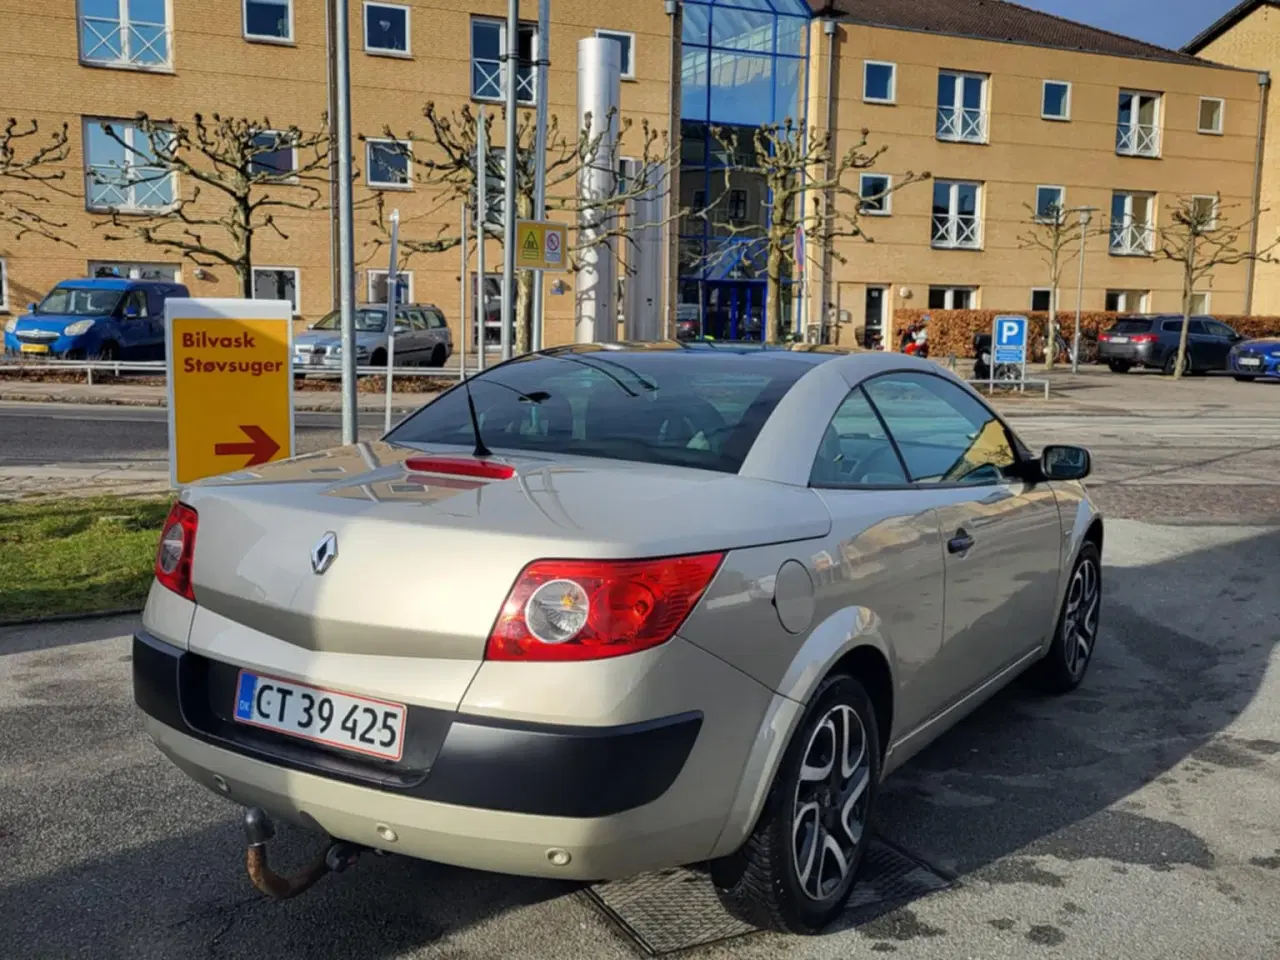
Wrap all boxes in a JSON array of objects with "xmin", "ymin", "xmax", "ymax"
[
  {"xmin": 711, "ymin": 674, "xmax": 881, "ymax": 935},
  {"xmin": 1107, "ymin": 361, "xmax": 1131, "ymax": 374},
  {"xmin": 1234, "ymin": 375, "xmax": 1258, "ymax": 383},
  {"xmin": 371, "ymin": 349, "xmax": 387, "ymax": 367},
  {"xmin": 98, "ymin": 342, "xmax": 120, "ymax": 362},
  {"xmin": 430, "ymin": 344, "xmax": 446, "ymax": 367},
  {"xmin": 1162, "ymin": 350, "xmax": 1190, "ymax": 376},
  {"xmin": 1028, "ymin": 541, "xmax": 1101, "ymax": 695}
]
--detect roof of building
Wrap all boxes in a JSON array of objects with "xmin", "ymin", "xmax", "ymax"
[
  {"xmin": 808, "ymin": 0, "xmax": 1215, "ymax": 68},
  {"xmin": 1183, "ymin": 0, "xmax": 1277, "ymax": 54}
]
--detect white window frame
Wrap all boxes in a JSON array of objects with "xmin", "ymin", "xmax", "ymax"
[
  {"xmin": 83, "ymin": 117, "xmax": 177, "ymax": 214},
  {"xmin": 1189, "ymin": 291, "xmax": 1211, "ymax": 314},
  {"xmin": 367, "ymin": 269, "xmax": 414, "ymax": 304},
  {"xmin": 0, "ymin": 257, "xmax": 8, "ymax": 312},
  {"xmin": 77, "ymin": 0, "xmax": 174, "ymax": 70},
  {"xmin": 471, "ymin": 17, "xmax": 540, "ymax": 104},
  {"xmin": 1198, "ymin": 97, "xmax": 1225, "ymax": 135},
  {"xmin": 1034, "ymin": 184, "xmax": 1066, "ymax": 223},
  {"xmin": 249, "ymin": 130, "xmax": 299, "ymax": 181},
  {"xmin": 1191, "ymin": 194, "xmax": 1219, "ymax": 230},
  {"xmin": 1030, "ymin": 288, "xmax": 1053, "ymax": 311},
  {"xmin": 1116, "ymin": 89, "xmax": 1162, "ymax": 158},
  {"xmin": 364, "ymin": 1, "xmax": 411, "ymax": 57},
  {"xmin": 1110, "ymin": 191, "xmax": 1156, "ymax": 256},
  {"xmin": 863, "ymin": 60, "xmax": 897, "ymax": 105},
  {"xmin": 936, "ymin": 70, "xmax": 989, "ymax": 143},
  {"xmin": 365, "ymin": 139, "xmax": 413, "ymax": 189},
  {"xmin": 859, "ymin": 173, "xmax": 893, "ymax": 216},
  {"xmin": 243, "ymin": 0, "xmax": 294, "ymax": 44},
  {"xmin": 932, "ymin": 180, "xmax": 983, "ymax": 249},
  {"xmin": 88, "ymin": 260, "xmax": 181, "ymax": 282},
  {"xmin": 1105, "ymin": 289, "xmax": 1150, "ymax": 312},
  {"xmin": 595, "ymin": 29, "xmax": 636, "ymax": 80},
  {"xmin": 928, "ymin": 286, "xmax": 977, "ymax": 310},
  {"xmin": 251, "ymin": 266, "xmax": 301, "ymax": 315},
  {"xmin": 1042, "ymin": 80, "xmax": 1071, "ymax": 121}
]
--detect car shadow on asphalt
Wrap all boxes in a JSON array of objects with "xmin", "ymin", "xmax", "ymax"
[{"xmin": 1, "ymin": 530, "xmax": 1276, "ymax": 958}]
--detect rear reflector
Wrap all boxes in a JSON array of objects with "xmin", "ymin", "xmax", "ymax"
[
  {"xmin": 404, "ymin": 456, "xmax": 516, "ymax": 481},
  {"xmin": 487, "ymin": 552, "xmax": 726, "ymax": 662},
  {"xmin": 155, "ymin": 501, "xmax": 198, "ymax": 601}
]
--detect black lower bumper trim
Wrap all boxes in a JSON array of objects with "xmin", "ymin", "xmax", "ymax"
[{"xmin": 133, "ymin": 632, "xmax": 701, "ymax": 818}]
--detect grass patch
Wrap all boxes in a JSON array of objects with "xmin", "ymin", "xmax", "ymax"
[{"xmin": 0, "ymin": 496, "xmax": 172, "ymax": 622}]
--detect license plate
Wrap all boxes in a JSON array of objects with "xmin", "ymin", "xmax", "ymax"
[
  {"xmin": 309, "ymin": 354, "xmax": 324, "ymax": 366},
  {"xmin": 1109, "ymin": 336, "xmax": 1129, "ymax": 344},
  {"xmin": 1240, "ymin": 357, "xmax": 1262, "ymax": 367},
  {"xmin": 20, "ymin": 343, "xmax": 49, "ymax": 354},
  {"xmin": 233, "ymin": 670, "xmax": 406, "ymax": 761}
]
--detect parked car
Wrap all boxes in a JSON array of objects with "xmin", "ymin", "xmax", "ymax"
[
  {"xmin": 294, "ymin": 303, "xmax": 453, "ymax": 369},
  {"xmin": 135, "ymin": 345, "xmax": 1101, "ymax": 935},
  {"xmin": 3, "ymin": 277, "xmax": 189, "ymax": 360},
  {"xmin": 1097, "ymin": 314, "xmax": 1242, "ymax": 375},
  {"xmin": 1227, "ymin": 335, "xmax": 1280, "ymax": 381}
]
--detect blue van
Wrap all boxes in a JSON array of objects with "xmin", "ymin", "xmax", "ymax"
[{"xmin": 3, "ymin": 277, "xmax": 190, "ymax": 361}]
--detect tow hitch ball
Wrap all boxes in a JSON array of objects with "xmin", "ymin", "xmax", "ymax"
[{"xmin": 243, "ymin": 807, "xmax": 367, "ymax": 900}]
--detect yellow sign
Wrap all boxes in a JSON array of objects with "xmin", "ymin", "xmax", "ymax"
[
  {"xmin": 515, "ymin": 219, "xmax": 568, "ymax": 271},
  {"xmin": 166, "ymin": 299, "xmax": 294, "ymax": 486}
]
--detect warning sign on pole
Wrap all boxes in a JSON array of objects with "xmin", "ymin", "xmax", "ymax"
[{"xmin": 515, "ymin": 219, "xmax": 568, "ymax": 271}]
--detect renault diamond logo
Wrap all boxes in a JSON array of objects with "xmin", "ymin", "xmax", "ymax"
[{"xmin": 311, "ymin": 532, "xmax": 338, "ymax": 575}]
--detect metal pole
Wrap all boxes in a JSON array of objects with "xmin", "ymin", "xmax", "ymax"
[
  {"xmin": 663, "ymin": 1, "xmax": 682, "ymax": 341},
  {"xmin": 459, "ymin": 198, "xmax": 468, "ymax": 381},
  {"xmin": 500, "ymin": 0, "xmax": 519, "ymax": 362},
  {"xmin": 477, "ymin": 108, "xmax": 488, "ymax": 372},
  {"xmin": 334, "ymin": 0, "xmax": 358, "ymax": 444},
  {"xmin": 1072, "ymin": 207, "xmax": 1094, "ymax": 374},
  {"xmin": 530, "ymin": 0, "xmax": 550, "ymax": 352},
  {"xmin": 383, "ymin": 209, "xmax": 400, "ymax": 435}
]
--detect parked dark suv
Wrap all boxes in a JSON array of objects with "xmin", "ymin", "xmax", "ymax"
[{"xmin": 1097, "ymin": 315, "xmax": 1243, "ymax": 375}]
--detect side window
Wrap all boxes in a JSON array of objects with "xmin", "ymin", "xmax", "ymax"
[
  {"xmin": 810, "ymin": 389, "xmax": 908, "ymax": 488},
  {"xmin": 123, "ymin": 290, "xmax": 149, "ymax": 317},
  {"xmin": 864, "ymin": 373, "xmax": 1017, "ymax": 485},
  {"xmin": 1207, "ymin": 321, "xmax": 1234, "ymax": 338},
  {"xmin": 402, "ymin": 308, "xmax": 427, "ymax": 331},
  {"xmin": 426, "ymin": 308, "xmax": 447, "ymax": 330},
  {"xmin": 1187, "ymin": 320, "xmax": 1208, "ymax": 335},
  {"xmin": 1162, "ymin": 319, "xmax": 1183, "ymax": 333}
]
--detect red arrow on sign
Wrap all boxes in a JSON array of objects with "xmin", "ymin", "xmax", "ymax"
[{"xmin": 214, "ymin": 425, "xmax": 281, "ymax": 466}]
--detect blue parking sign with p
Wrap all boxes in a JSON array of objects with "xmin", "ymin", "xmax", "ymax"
[{"xmin": 993, "ymin": 315, "xmax": 1028, "ymax": 365}]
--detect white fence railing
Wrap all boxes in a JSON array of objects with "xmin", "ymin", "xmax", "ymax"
[{"xmin": 0, "ymin": 356, "xmax": 480, "ymax": 386}]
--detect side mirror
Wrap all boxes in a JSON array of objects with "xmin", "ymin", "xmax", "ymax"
[
  {"xmin": 26, "ymin": 302, "xmax": 36, "ymax": 312},
  {"xmin": 1041, "ymin": 444, "xmax": 1091, "ymax": 482}
]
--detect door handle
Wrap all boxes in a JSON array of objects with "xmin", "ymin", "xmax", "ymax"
[{"xmin": 948, "ymin": 530, "xmax": 975, "ymax": 554}]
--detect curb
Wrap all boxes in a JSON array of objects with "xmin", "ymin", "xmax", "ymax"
[{"xmin": 0, "ymin": 607, "xmax": 142, "ymax": 629}]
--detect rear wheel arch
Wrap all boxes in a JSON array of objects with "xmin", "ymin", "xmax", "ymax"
[{"xmin": 827, "ymin": 644, "xmax": 894, "ymax": 762}]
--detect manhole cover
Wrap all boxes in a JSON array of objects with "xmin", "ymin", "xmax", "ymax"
[{"xmin": 582, "ymin": 838, "xmax": 954, "ymax": 956}]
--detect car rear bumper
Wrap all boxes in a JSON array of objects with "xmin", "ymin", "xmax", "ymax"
[
  {"xmin": 1097, "ymin": 342, "xmax": 1156, "ymax": 365},
  {"xmin": 133, "ymin": 630, "xmax": 767, "ymax": 880}
]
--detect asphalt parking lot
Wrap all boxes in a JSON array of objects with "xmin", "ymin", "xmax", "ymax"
[{"xmin": 2, "ymin": 381, "xmax": 1279, "ymax": 959}]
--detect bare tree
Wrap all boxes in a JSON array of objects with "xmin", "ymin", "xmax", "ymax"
[
  {"xmin": 696, "ymin": 121, "xmax": 928, "ymax": 344},
  {"xmin": 1154, "ymin": 195, "xmax": 1279, "ymax": 380},
  {"xmin": 1016, "ymin": 202, "xmax": 1106, "ymax": 368},
  {"xmin": 92, "ymin": 113, "xmax": 332, "ymax": 297},
  {"xmin": 363, "ymin": 102, "xmax": 684, "ymax": 354},
  {"xmin": 0, "ymin": 118, "xmax": 74, "ymax": 244}
]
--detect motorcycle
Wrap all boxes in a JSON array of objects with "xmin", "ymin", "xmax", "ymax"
[{"xmin": 972, "ymin": 332, "xmax": 1020, "ymax": 387}]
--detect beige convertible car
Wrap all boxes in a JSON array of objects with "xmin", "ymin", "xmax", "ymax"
[{"xmin": 135, "ymin": 343, "xmax": 1102, "ymax": 934}]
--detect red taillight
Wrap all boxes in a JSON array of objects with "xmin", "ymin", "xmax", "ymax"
[
  {"xmin": 1097, "ymin": 334, "xmax": 1110, "ymax": 342},
  {"xmin": 1130, "ymin": 333, "xmax": 1158, "ymax": 343},
  {"xmin": 486, "ymin": 552, "xmax": 725, "ymax": 662},
  {"xmin": 404, "ymin": 456, "xmax": 516, "ymax": 481},
  {"xmin": 155, "ymin": 502, "xmax": 198, "ymax": 601}
]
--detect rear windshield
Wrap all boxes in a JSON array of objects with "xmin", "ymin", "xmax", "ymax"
[
  {"xmin": 1110, "ymin": 319, "xmax": 1153, "ymax": 334},
  {"xmin": 387, "ymin": 349, "xmax": 822, "ymax": 473}
]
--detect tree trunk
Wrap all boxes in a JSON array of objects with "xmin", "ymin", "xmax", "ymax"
[
  {"xmin": 765, "ymin": 240, "xmax": 784, "ymax": 344},
  {"xmin": 1173, "ymin": 242, "xmax": 1196, "ymax": 381},
  {"xmin": 236, "ymin": 264, "xmax": 252, "ymax": 299},
  {"xmin": 1044, "ymin": 255, "xmax": 1058, "ymax": 370},
  {"xmin": 515, "ymin": 268, "xmax": 534, "ymax": 355}
]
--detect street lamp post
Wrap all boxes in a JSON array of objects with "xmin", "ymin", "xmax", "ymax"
[{"xmin": 1072, "ymin": 205, "xmax": 1099, "ymax": 374}]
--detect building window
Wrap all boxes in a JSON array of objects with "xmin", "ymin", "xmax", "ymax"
[
  {"xmin": 0, "ymin": 258, "xmax": 8, "ymax": 312},
  {"xmin": 366, "ymin": 139, "xmax": 411, "ymax": 188},
  {"xmin": 1189, "ymin": 291, "xmax": 1211, "ymax": 314},
  {"xmin": 1110, "ymin": 191, "xmax": 1156, "ymax": 255},
  {"xmin": 1117, "ymin": 90, "xmax": 1161, "ymax": 157},
  {"xmin": 249, "ymin": 131, "xmax": 296, "ymax": 178},
  {"xmin": 863, "ymin": 61, "xmax": 896, "ymax": 104},
  {"xmin": 936, "ymin": 70, "xmax": 988, "ymax": 143},
  {"xmin": 1105, "ymin": 289, "xmax": 1149, "ymax": 312},
  {"xmin": 472, "ymin": 17, "xmax": 537, "ymax": 103},
  {"xmin": 1191, "ymin": 194, "xmax": 1219, "ymax": 230},
  {"xmin": 79, "ymin": 0, "xmax": 171, "ymax": 69},
  {"xmin": 1031, "ymin": 288, "xmax": 1052, "ymax": 312},
  {"xmin": 365, "ymin": 2, "xmax": 410, "ymax": 56},
  {"xmin": 928, "ymin": 286, "xmax": 976, "ymax": 310},
  {"xmin": 932, "ymin": 180, "xmax": 982, "ymax": 249},
  {"xmin": 89, "ymin": 260, "xmax": 180, "ymax": 281},
  {"xmin": 1035, "ymin": 185, "xmax": 1066, "ymax": 222},
  {"xmin": 367, "ymin": 270, "xmax": 413, "ymax": 304},
  {"xmin": 728, "ymin": 188, "xmax": 748, "ymax": 221},
  {"xmin": 251, "ymin": 267, "xmax": 300, "ymax": 314},
  {"xmin": 244, "ymin": 0, "xmax": 292, "ymax": 42},
  {"xmin": 1198, "ymin": 97, "xmax": 1225, "ymax": 135},
  {"xmin": 1042, "ymin": 80, "xmax": 1071, "ymax": 120},
  {"xmin": 84, "ymin": 118, "xmax": 175, "ymax": 212},
  {"xmin": 596, "ymin": 29, "xmax": 635, "ymax": 80},
  {"xmin": 859, "ymin": 173, "xmax": 892, "ymax": 215}
]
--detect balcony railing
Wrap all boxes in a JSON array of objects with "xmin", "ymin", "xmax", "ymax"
[
  {"xmin": 1109, "ymin": 221, "xmax": 1154, "ymax": 256},
  {"xmin": 932, "ymin": 215, "xmax": 982, "ymax": 249},
  {"xmin": 1116, "ymin": 123, "xmax": 1160, "ymax": 157},
  {"xmin": 472, "ymin": 59, "xmax": 535, "ymax": 103},
  {"xmin": 87, "ymin": 167, "xmax": 175, "ymax": 212},
  {"xmin": 81, "ymin": 16, "xmax": 171, "ymax": 68},
  {"xmin": 936, "ymin": 107, "xmax": 987, "ymax": 143}
]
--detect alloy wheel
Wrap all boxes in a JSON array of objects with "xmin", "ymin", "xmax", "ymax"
[
  {"xmin": 791, "ymin": 704, "xmax": 871, "ymax": 902},
  {"xmin": 1062, "ymin": 557, "xmax": 1100, "ymax": 677}
]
